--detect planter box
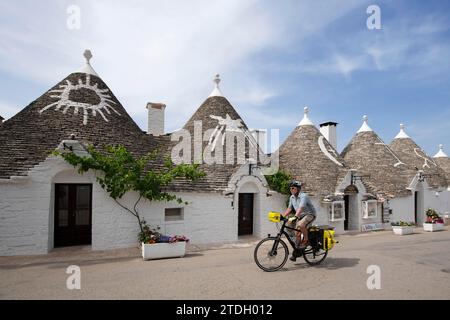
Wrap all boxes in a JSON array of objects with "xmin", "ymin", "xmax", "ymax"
[
  {"xmin": 142, "ymin": 242, "xmax": 186, "ymax": 260},
  {"xmin": 423, "ymin": 223, "xmax": 445, "ymax": 232},
  {"xmin": 392, "ymin": 226, "xmax": 414, "ymax": 235}
]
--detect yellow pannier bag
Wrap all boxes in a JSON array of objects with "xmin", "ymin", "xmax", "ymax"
[
  {"xmin": 268, "ymin": 212, "xmax": 281, "ymax": 223},
  {"xmin": 323, "ymin": 229, "xmax": 337, "ymax": 251}
]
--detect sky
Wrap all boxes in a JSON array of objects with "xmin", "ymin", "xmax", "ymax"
[{"xmin": 1, "ymin": 0, "xmax": 449, "ymax": 155}]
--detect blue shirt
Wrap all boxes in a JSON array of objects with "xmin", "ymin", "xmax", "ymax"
[{"xmin": 289, "ymin": 192, "xmax": 316, "ymax": 218}]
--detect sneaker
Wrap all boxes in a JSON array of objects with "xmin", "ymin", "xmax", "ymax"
[{"xmin": 289, "ymin": 251, "xmax": 298, "ymax": 262}]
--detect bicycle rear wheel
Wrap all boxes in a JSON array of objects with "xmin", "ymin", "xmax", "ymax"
[
  {"xmin": 303, "ymin": 244, "xmax": 328, "ymax": 266},
  {"xmin": 254, "ymin": 238, "xmax": 289, "ymax": 272}
]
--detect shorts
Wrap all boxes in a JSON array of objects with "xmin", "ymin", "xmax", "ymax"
[{"xmin": 296, "ymin": 214, "xmax": 315, "ymax": 229}]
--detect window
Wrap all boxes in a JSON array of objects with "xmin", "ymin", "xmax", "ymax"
[
  {"xmin": 165, "ymin": 208, "xmax": 183, "ymax": 221},
  {"xmin": 329, "ymin": 201, "xmax": 345, "ymax": 222},
  {"xmin": 362, "ymin": 200, "xmax": 377, "ymax": 219}
]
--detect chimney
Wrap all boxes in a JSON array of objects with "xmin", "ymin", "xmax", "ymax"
[
  {"xmin": 319, "ymin": 121, "xmax": 338, "ymax": 150},
  {"xmin": 250, "ymin": 129, "xmax": 267, "ymax": 154},
  {"xmin": 146, "ymin": 103, "xmax": 166, "ymax": 136}
]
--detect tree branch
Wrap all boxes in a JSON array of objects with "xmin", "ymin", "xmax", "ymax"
[
  {"xmin": 114, "ymin": 199, "xmax": 138, "ymax": 218},
  {"xmin": 133, "ymin": 194, "xmax": 142, "ymax": 217}
]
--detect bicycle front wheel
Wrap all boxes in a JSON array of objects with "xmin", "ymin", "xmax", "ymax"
[{"xmin": 254, "ymin": 238, "xmax": 289, "ymax": 272}]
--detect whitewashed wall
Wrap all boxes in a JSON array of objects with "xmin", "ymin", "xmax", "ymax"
[
  {"xmin": 3, "ymin": 154, "xmax": 445, "ymax": 257},
  {"xmin": 389, "ymin": 196, "xmax": 415, "ymax": 223},
  {"xmin": 0, "ymin": 157, "xmax": 71, "ymax": 256},
  {"xmin": 0, "ymin": 156, "xmax": 242, "ymax": 255},
  {"xmin": 424, "ymin": 189, "xmax": 450, "ymax": 216},
  {"xmin": 0, "ymin": 156, "xmax": 288, "ymax": 256}
]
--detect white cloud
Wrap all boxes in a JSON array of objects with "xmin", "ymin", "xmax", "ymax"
[
  {"xmin": 0, "ymin": 0, "xmax": 285, "ymax": 132},
  {"xmin": 0, "ymin": 0, "xmax": 368, "ymax": 133}
]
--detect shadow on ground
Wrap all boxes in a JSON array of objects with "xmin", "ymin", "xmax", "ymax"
[
  {"xmin": 283, "ymin": 257, "xmax": 360, "ymax": 271},
  {"xmin": 0, "ymin": 256, "xmax": 139, "ymax": 270}
]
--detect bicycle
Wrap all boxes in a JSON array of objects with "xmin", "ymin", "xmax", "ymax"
[{"xmin": 254, "ymin": 213, "xmax": 335, "ymax": 272}]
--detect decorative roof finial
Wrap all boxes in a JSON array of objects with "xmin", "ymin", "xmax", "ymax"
[
  {"xmin": 357, "ymin": 115, "xmax": 373, "ymax": 133},
  {"xmin": 214, "ymin": 74, "xmax": 220, "ymax": 85},
  {"xmin": 84, "ymin": 49, "xmax": 93, "ymax": 64},
  {"xmin": 395, "ymin": 123, "xmax": 410, "ymax": 139},
  {"xmin": 434, "ymin": 144, "xmax": 448, "ymax": 158},
  {"xmin": 76, "ymin": 49, "xmax": 98, "ymax": 76},
  {"xmin": 298, "ymin": 106, "xmax": 314, "ymax": 126},
  {"xmin": 209, "ymin": 74, "xmax": 224, "ymax": 97}
]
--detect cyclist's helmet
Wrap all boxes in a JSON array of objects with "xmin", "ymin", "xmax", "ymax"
[{"xmin": 289, "ymin": 180, "xmax": 302, "ymax": 189}]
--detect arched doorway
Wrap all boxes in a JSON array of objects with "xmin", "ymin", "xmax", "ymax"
[
  {"xmin": 344, "ymin": 185, "xmax": 359, "ymax": 231},
  {"xmin": 235, "ymin": 178, "xmax": 264, "ymax": 237}
]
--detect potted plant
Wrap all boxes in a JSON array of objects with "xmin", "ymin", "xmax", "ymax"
[
  {"xmin": 423, "ymin": 208, "xmax": 445, "ymax": 232},
  {"xmin": 139, "ymin": 222, "xmax": 189, "ymax": 260},
  {"xmin": 391, "ymin": 221, "xmax": 416, "ymax": 235}
]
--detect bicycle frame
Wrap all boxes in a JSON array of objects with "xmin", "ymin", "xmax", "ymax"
[{"xmin": 269, "ymin": 218, "xmax": 316, "ymax": 257}]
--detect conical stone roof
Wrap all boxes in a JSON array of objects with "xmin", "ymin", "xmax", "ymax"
[
  {"xmin": 170, "ymin": 75, "xmax": 258, "ymax": 192},
  {"xmin": 434, "ymin": 145, "xmax": 450, "ymax": 187},
  {"xmin": 279, "ymin": 107, "xmax": 348, "ymax": 197},
  {"xmin": 341, "ymin": 116, "xmax": 413, "ymax": 197},
  {"xmin": 389, "ymin": 125, "xmax": 447, "ymax": 189},
  {"xmin": 0, "ymin": 51, "xmax": 154, "ymax": 179}
]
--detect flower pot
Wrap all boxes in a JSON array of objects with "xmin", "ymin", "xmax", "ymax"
[
  {"xmin": 392, "ymin": 226, "xmax": 414, "ymax": 235},
  {"xmin": 142, "ymin": 242, "xmax": 186, "ymax": 260},
  {"xmin": 423, "ymin": 223, "xmax": 445, "ymax": 232}
]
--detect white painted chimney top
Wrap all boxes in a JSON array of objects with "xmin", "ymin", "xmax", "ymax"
[{"xmin": 146, "ymin": 102, "xmax": 166, "ymax": 136}]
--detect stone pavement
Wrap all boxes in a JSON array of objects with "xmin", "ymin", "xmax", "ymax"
[{"xmin": 1, "ymin": 227, "xmax": 449, "ymax": 299}]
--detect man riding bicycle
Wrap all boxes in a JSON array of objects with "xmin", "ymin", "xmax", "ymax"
[{"xmin": 282, "ymin": 180, "xmax": 316, "ymax": 261}]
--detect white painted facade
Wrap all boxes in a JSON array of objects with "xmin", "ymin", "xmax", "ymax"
[
  {"xmin": 0, "ymin": 155, "xmax": 287, "ymax": 256},
  {"xmin": 1, "ymin": 152, "xmax": 449, "ymax": 256}
]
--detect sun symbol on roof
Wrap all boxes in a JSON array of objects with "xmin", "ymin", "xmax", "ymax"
[{"xmin": 39, "ymin": 74, "xmax": 120, "ymax": 125}]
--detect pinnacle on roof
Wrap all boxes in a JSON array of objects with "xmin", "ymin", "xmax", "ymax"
[
  {"xmin": 298, "ymin": 106, "xmax": 314, "ymax": 126},
  {"xmin": 357, "ymin": 115, "xmax": 373, "ymax": 133},
  {"xmin": 394, "ymin": 123, "xmax": 410, "ymax": 139},
  {"xmin": 434, "ymin": 144, "xmax": 448, "ymax": 158},
  {"xmin": 208, "ymin": 74, "xmax": 224, "ymax": 97},
  {"xmin": 76, "ymin": 49, "xmax": 99, "ymax": 76}
]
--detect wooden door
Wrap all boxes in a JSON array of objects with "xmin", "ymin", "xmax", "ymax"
[
  {"xmin": 238, "ymin": 193, "xmax": 254, "ymax": 236},
  {"xmin": 54, "ymin": 184, "xmax": 92, "ymax": 247},
  {"xmin": 344, "ymin": 195, "xmax": 349, "ymax": 231}
]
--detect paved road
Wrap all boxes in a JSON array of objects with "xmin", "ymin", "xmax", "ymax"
[{"xmin": 1, "ymin": 227, "xmax": 449, "ymax": 299}]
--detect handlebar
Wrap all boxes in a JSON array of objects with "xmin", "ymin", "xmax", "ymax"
[{"xmin": 280, "ymin": 215, "xmax": 298, "ymax": 223}]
